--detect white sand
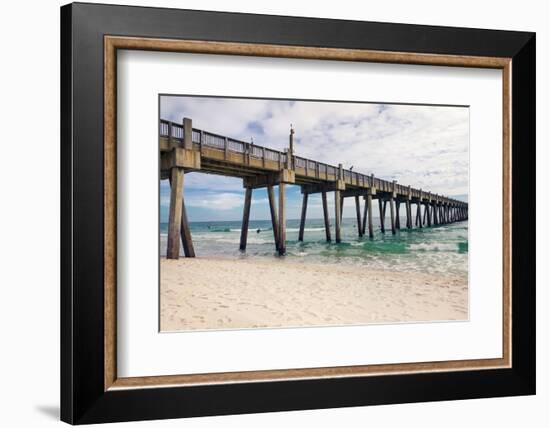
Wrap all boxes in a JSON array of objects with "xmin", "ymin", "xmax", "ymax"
[{"xmin": 160, "ymin": 257, "xmax": 468, "ymax": 331}]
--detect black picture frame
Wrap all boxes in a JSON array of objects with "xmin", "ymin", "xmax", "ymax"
[{"xmin": 61, "ymin": 2, "xmax": 535, "ymax": 424}]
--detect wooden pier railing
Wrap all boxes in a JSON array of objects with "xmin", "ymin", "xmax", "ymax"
[{"xmin": 160, "ymin": 117, "xmax": 468, "ymax": 258}]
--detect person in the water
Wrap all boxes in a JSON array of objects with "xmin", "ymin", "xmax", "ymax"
[{"xmin": 257, "ymin": 228, "xmax": 261, "ymax": 234}]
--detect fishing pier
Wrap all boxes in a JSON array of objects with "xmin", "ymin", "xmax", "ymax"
[{"xmin": 160, "ymin": 117, "xmax": 468, "ymax": 258}]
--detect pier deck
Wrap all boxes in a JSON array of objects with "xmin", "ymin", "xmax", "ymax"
[{"xmin": 160, "ymin": 117, "xmax": 468, "ymax": 257}]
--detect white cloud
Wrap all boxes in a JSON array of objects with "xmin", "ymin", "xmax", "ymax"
[{"xmin": 161, "ymin": 96, "xmax": 469, "ymax": 198}]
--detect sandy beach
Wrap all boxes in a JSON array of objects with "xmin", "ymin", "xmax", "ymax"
[{"xmin": 160, "ymin": 257, "xmax": 468, "ymax": 331}]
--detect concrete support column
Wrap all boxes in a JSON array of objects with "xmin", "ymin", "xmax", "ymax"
[
  {"xmin": 239, "ymin": 187, "xmax": 253, "ymax": 251},
  {"xmin": 406, "ymin": 200, "xmax": 412, "ymax": 229},
  {"xmin": 389, "ymin": 197, "xmax": 396, "ymax": 234},
  {"xmin": 278, "ymin": 183, "xmax": 287, "ymax": 255},
  {"xmin": 267, "ymin": 185, "xmax": 279, "ymax": 251},
  {"xmin": 367, "ymin": 193, "xmax": 374, "ymax": 238},
  {"xmin": 298, "ymin": 193, "xmax": 308, "ymax": 241},
  {"xmin": 322, "ymin": 191, "xmax": 331, "ymax": 242},
  {"xmin": 335, "ymin": 190, "xmax": 342, "ymax": 243},
  {"xmin": 378, "ymin": 198, "xmax": 385, "ymax": 233},
  {"xmin": 395, "ymin": 201, "xmax": 401, "ymax": 230},
  {"xmin": 355, "ymin": 196, "xmax": 363, "ymax": 237},
  {"xmin": 167, "ymin": 168, "xmax": 184, "ymax": 259}
]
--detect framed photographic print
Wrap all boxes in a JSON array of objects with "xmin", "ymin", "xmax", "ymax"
[{"xmin": 61, "ymin": 2, "xmax": 535, "ymax": 424}]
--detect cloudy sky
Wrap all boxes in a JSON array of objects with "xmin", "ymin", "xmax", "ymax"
[{"xmin": 160, "ymin": 96, "xmax": 468, "ymax": 223}]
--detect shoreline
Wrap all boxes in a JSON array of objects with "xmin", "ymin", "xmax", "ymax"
[{"xmin": 160, "ymin": 257, "xmax": 468, "ymax": 331}]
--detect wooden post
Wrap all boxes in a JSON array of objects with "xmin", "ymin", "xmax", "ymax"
[
  {"xmin": 389, "ymin": 197, "xmax": 396, "ymax": 234},
  {"xmin": 406, "ymin": 200, "xmax": 412, "ymax": 229},
  {"xmin": 322, "ymin": 191, "xmax": 331, "ymax": 242},
  {"xmin": 335, "ymin": 190, "xmax": 342, "ymax": 243},
  {"xmin": 355, "ymin": 196, "xmax": 363, "ymax": 237},
  {"xmin": 298, "ymin": 193, "xmax": 308, "ymax": 241},
  {"xmin": 417, "ymin": 202, "xmax": 423, "ymax": 229},
  {"xmin": 267, "ymin": 185, "xmax": 279, "ymax": 250},
  {"xmin": 367, "ymin": 192, "xmax": 374, "ymax": 238},
  {"xmin": 278, "ymin": 183, "xmax": 287, "ymax": 255},
  {"xmin": 378, "ymin": 198, "xmax": 385, "ymax": 233},
  {"xmin": 167, "ymin": 168, "xmax": 184, "ymax": 259},
  {"xmin": 239, "ymin": 187, "xmax": 253, "ymax": 251}
]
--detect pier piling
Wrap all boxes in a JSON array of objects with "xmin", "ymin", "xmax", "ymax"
[
  {"xmin": 335, "ymin": 190, "xmax": 342, "ymax": 243},
  {"xmin": 389, "ymin": 197, "xmax": 396, "ymax": 234},
  {"xmin": 406, "ymin": 200, "xmax": 412, "ymax": 229},
  {"xmin": 362, "ymin": 197, "xmax": 368, "ymax": 237},
  {"xmin": 367, "ymin": 192, "xmax": 374, "ymax": 238},
  {"xmin": 180, "ymin": 192, "xmax": 195, "ymax": 257},
  {"xmin": 355, "ymin": 196, "xmax": 363, "ymax": 237},
  {"xmin": 278, "ymin": 183, "xmax": 287, "ymax": 255},
  {"xmin": 299, "ymin": 193, "xmax": 309, "ymax": 241},
  {"xmin": 322, "ymin": 191, "xmax": 331, "ymax": 242},
  {"xmin": 395, "ymin": 201, "xmax": 401, "ymax": 230},
  {"xmin": 379, "ymin": 198, "xmax": 385, "ymax": 233},
  {"xmin": 239, "ymin": 187, "xmax": 253, "ymax": 251},
  {"xmin": 167, "ymin": 168, "xmax": 184, "ymax": 259},
  {"xmin": 267, "ymin": 185, "xmax": 279, "ymax": 250}
]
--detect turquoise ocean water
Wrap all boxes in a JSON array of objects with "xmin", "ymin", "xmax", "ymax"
[{"xmin": 160, "ymin": 216, "xmax": 468, "ymax": 277}]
